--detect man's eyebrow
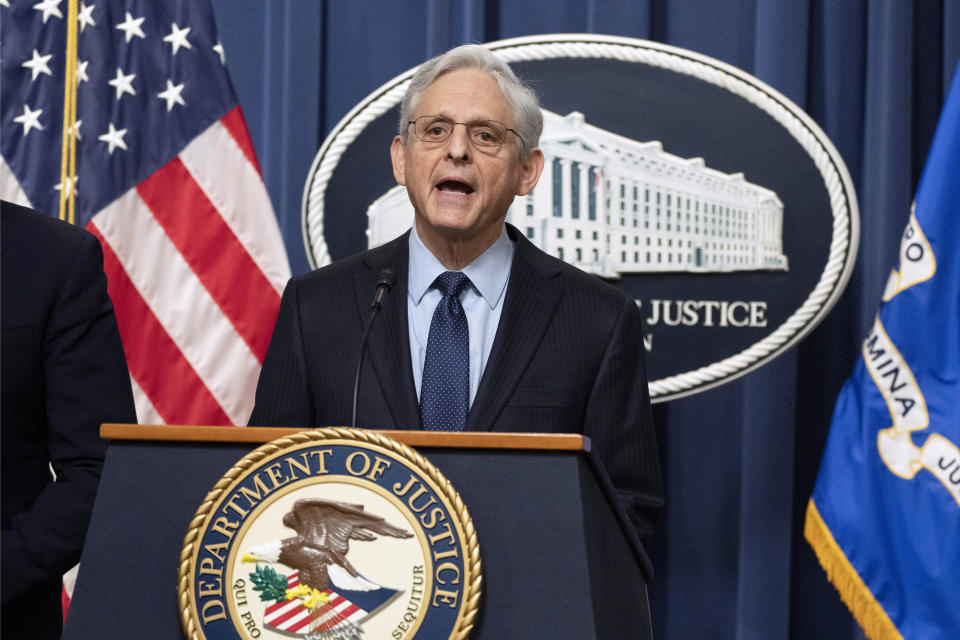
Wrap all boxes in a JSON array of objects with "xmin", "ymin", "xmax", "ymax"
[{"xmin": 422, "ymin": 114, "xmax": 502, "ymax": 123}]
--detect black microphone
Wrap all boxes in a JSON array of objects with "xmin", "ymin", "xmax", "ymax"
[{"xmin": 351, "ymin": 268, "xmax": 395, "ymax": 429}]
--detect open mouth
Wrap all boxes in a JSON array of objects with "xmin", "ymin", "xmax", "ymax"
[{"xmin": 436, "ymin": 179, "xmax": 474, "ymax": 195}]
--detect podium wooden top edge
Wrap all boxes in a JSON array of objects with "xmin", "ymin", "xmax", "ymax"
[{"xmin": 100, "ymin": 424, "xmax": 587, "ymax": 451}]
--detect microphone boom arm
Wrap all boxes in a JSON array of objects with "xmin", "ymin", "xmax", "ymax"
[{"xmin": 351, "ymin": 268, "xmax": 395, "ymax": 429}]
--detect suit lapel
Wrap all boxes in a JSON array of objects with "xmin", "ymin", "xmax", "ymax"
[
  {"xmin": 467, "ymin": 229, "xmax": 565, "ymax": 431},
  {"xmin": 354, "ymin": 234, "xmax": 421, "ymax": 430}
]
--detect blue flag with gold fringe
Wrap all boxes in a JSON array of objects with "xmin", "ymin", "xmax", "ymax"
[{"xmin": 805, "ymin": 64, "xmax": 960, "ymax": 639}]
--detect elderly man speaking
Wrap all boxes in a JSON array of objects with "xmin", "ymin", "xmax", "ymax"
[{"xmin": 250, "ymin": 44, "xmax": 663, "ymax": 543}]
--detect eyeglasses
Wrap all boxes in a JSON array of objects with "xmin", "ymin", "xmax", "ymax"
[{"xmin": 408, "ymin": 115, "xmax": 518, "ymax": 149}]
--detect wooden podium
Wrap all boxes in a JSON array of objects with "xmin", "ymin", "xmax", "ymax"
[{"xmin": 62, "ymin": 425, "xmax": 652, "ymax": 639}]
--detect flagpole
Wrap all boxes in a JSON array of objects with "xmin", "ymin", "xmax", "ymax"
[{"xmin": 58, "ymin": 0, "xmax": 79, "ymax": 223}]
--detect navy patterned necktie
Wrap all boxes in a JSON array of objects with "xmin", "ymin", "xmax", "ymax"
[{"xmin": 420, "ymin": 271, "xmax": 471, "ymax": 430}]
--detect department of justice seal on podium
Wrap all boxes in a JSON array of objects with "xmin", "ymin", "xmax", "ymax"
[{"xmin": 179, "ymin": 429, "xmax": 481, "ymax": 640}]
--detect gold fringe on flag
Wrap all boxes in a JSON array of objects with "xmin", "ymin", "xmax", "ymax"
[
  {"xmin": 804, "ymin": 500, "xmax": 903, "ymax": 640},
  {"xmin": 58, "ymin": 0, "xmax": 79, "ymax": 223}
]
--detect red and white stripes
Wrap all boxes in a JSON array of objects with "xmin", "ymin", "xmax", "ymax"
[
  {"xmin": 88, "ymin": 107, "xmax": 289, "ymax": 425},
  {"xmin": 264, "ymin": 572, "xmax": 366, "ymax": 635}
]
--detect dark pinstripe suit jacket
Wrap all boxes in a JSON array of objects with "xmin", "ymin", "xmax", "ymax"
[
  {"xmin": 249, "ymin": 224, "xmax": 663, "ymax": 542},
  {"xmin": 1, "ymin": 201, "xmax": 136, "ymax": 638}
]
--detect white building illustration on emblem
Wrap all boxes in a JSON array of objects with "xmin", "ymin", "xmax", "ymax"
[{"xmin": 367, "ymin": 110, "xmax": 788, "ymax": 278}]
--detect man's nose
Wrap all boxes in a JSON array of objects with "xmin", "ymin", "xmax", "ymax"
[{"xmin": 445, "ymin": 123, "xmax": 471, "ymax": 160}]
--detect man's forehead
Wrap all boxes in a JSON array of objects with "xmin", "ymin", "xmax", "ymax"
[{"xmin": 413, "ymin": 69, "xmax": 511, "ymax": 120}]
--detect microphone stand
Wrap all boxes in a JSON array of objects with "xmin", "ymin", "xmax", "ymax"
[{"xmin": 351, "ymin": 268, "xmax": 394, "ymax": 429}]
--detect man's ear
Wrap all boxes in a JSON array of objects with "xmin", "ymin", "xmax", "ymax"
[
  {"xmin": 516, "ymin": 148, "xmax": 545, "ymax": 196},
  {"xmin": 390, "ymin": 136, "xmax": 407, "ymax": 186}
]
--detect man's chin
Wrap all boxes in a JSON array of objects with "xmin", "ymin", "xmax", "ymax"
[{"xmin": 416, "ymin": 213, "xmax": 478, "ymax": 239}]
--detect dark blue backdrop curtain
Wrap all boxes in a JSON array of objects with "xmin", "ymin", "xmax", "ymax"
[{"xmin": 209, "ymin": 1, "xmax": 959, "ymax": 638}]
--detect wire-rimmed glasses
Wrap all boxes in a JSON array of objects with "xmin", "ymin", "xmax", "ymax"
[{"xmin": 408, "ymin": 115, "xmax": 518, "ymax": 150}]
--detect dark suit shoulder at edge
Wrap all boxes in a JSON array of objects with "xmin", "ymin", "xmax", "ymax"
[
  {"xmin": 507, "ymin": 223, "xmax": 635, "ymax": 306},
  {"xmin": 1, "ymin": 201, "xmax": 97, "ymax": 255}
]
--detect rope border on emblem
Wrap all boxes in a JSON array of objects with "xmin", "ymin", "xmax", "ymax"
[
  {"xmin": 178, "ymin": 428, "xmax": 482, "ymax": 640},
  {"xmin": 301, "ymin": 35, "xmax": 859, "ymax": 402}
]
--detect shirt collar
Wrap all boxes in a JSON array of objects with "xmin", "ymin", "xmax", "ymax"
[{"xmin": 408, "ymin": 224, "xmax": 515, "ymax": 309}]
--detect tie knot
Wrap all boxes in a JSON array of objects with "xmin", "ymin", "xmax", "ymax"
[{"xmin": 433, "ymin": 271, "xmax": 470, "ymax": 299}]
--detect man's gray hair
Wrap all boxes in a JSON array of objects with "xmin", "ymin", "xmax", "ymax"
[{"xmin": 398, "ymin": 44, "xmax": 543, "ymax": 156}]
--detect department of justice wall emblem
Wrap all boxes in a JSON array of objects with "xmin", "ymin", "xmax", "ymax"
[
  {"xmin": 302, "ymin": 34, "xmax": 859, "ymax": 402},
  {"xmin": 179, "ymin": 429, "xmax": 481, "ymax": 640}
]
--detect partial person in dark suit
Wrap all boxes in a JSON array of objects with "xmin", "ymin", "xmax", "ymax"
[
  {"xmin": 1, "ymin": 200, "xmax": 137, "ymax": 639},
  {"xmin": 249, "ymin": 45, "xmax": 663, "ymax": 542}
]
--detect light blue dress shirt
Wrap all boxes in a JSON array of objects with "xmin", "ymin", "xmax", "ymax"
[{"xmin": 408, "ymin": 225, "xmax": 515, "ymax": 407}]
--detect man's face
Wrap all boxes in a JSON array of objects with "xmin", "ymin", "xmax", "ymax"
[{"xmin": 390, "ymin": 69, "xmax": 543, "ymax": 255}]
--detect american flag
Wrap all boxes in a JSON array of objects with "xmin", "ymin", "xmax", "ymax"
[
  {"xmin": 263, "ymin": 571, "xmax": 378, "ymax": 636},
  {"xmin": 0, "ymin": 0, "xmax": 290, "ymax": 426}
]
